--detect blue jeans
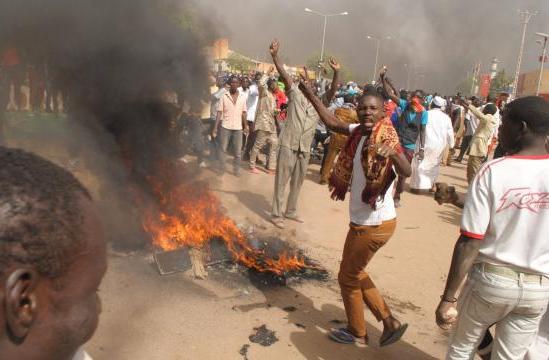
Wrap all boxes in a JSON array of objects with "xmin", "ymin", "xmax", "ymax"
[
  {"xmin": 217, "ymin": 127, "xmax": 242, "ymax": 172},
  {"xmin": 447, "ymin": 264, "xmax": 549, "ymax": 360}
]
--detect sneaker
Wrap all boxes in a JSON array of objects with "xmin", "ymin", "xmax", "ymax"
[{"xmin": 249, "ymin": 167, "xmax": 260, "ymax": 174}]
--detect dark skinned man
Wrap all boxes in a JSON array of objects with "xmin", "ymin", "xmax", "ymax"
[
  {"xmin": 435, "ymin": 96, "xmax": 549, "ymax": 359},
  {"xmin": 380, "ymin": 67, "xmax": 427, "ymax": 208},
  {"xmin": 212, "ymin": 75, "xmax": 248, "ymax": 176},
  {"xmin": 298, "ymin": 69, "xmax": 411, "ymax": 348},
  {"xmin": 269, "ymin": 39, "xmax": 332, "ymax": 228},
  {"xmin": 0, "ymin": 147, "xmax": 107, "ymax": 360}
]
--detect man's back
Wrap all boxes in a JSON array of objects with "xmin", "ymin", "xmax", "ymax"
[{"xmin": 462, "ymin": 155, "xmax": 549, "ymax": 275}]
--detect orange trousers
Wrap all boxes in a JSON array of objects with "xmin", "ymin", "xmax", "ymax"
[{"xmin": 338, "ymin": 219, "xmax": 396, "ymax": 338}]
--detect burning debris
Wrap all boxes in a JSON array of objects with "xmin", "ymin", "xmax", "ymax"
[{"xmin": 0, "ymin": 0, "xmax": 323, "ymax": 280}]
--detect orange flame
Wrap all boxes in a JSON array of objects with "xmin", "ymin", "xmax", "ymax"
[{"xmin": 142, "ymin": 175, "xmax": 309, "ymax": 276}]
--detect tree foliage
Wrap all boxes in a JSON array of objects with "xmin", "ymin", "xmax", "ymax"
[
  {"xmin": 226, "ymin": 52, "xmax": 255, "ymax": 73},
  {"xmin": 489, "ymin": 70, "xmax": 513, "ymax": 98},
  {"xmin": 305, "ymin": 52, "xmax": 355, "ymax": 82}
]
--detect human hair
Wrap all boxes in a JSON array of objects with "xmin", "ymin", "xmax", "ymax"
[
  {"xmin": 359, "ymin": 85, "xmax": 384, "ymax": 105},
  {"xmin": 483, "ymin": 103, "xmax": 497, "ymax": 115},
  {"xmin": 0, "ymin": 147, "xmax": 91, "ymax": 278},
  {"xmin": 505, "ymin": 96, "xmax": 549, "ymax": 136},
  {"xmin": 228, "ymin": 75, "xmax": 239, "ymax": 83}
]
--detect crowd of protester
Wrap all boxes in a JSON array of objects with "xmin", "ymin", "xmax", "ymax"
[{"xmin": 1, "ymin": 38, "xmax": 548, "ymax": 360}]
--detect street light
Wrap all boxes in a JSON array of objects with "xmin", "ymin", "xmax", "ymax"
[
  {"xmin": 366, "ymin": 35, "xmax": 392, "ymax": 83},
  {"xmin": 304, "ymin": 8, "xmax": 349, "ymax": 78},
  {"xmin": 535, "ymin": 32, "xmax": 549, "ymax": 96}
]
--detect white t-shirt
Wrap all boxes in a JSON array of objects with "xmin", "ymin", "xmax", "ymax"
[
  {"xmin": 348, "ymin": 124, "xmax": 397, "ymax": 226},
  {"xmin": 461, "ymin": 155, "xmax": 549, "ymax": 275}
]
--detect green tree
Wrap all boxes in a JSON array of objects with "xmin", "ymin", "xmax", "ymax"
[
  {"xmin": 305, "ymin": 52, "xmax": 354, "ymax": 82},
  {"xmin": 489, "ymin": 70, "xmax": 513, "ymax": 98},
  {"xmin": 226, "ymin": 53, "xmax": 255, "ymax": 73}
]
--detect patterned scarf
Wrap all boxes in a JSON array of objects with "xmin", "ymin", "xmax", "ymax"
[
  {"xmin": 329, "ymin": 118, "xmax": 402, "ymax": 210},
  {"xmin": 410, "ymin": 96, "xmax": 425, "ymax": 112}
]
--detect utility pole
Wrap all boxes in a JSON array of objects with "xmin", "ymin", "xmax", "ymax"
[
  {"xmin": 536, "ymin": 32, "xmax": 549, "ymax": 96},
  {"xmin": 512, "ymin": 9, "xmax": 537, "ymax": 99},
  {"xmin": 304, "ymin": 8, "xmax": 349, "ymax": 79}
]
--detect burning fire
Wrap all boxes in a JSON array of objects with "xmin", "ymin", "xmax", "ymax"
[{"xmin": 142, "ymin": 173, "xmax": 309, "ymax": 276}]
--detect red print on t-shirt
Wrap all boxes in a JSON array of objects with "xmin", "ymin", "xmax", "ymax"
[{"xmin": 497, "ymin": 188, "xmax": 549, "ymax": 214}]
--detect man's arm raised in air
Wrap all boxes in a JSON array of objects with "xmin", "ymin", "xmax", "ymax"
[
  {"xmin": 380, "ymin": 67, "xmax": 400, "ymax": 104},
  {"xmin": 297, "ymin": 70, "xmax": 350, "ymax": 136},
  {"xmin": 322, "ymin": 58, "xmax": 341, "ymax": 106},
  {"xmin": 269, "ymin": 39, "xmax": 292, "ymax": 91}
]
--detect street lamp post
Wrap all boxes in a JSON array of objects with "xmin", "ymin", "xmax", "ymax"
[
  {"xmin": 366, "ymin": 35, "xmax": 392, "ymax": 83},
  {"xmin": 366, "ymin": 36, "xmax": 380, "ymax": 83},
  {"xmin": 304, "ymin": 8, "xmax": 348, "ymax": 78},
  {"xmin": 535, "ymin": 32, "xmax": 549, "ymax": 96},
  {"xmin": 512, "ymin": 10, "xmax": 537, "ymax": 99}
]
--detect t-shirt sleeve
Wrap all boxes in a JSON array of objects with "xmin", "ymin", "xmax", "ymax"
[
  {"xmin": 421, "ymin": 111, "xmax": 428, "ymax": 125},
  {"xmin": 216, "ymin": 97, "xmax": 224, "ymax": 113},
  {"xmin": 460, "ymin": 168, "xmax": 492, "ymax": 240}
]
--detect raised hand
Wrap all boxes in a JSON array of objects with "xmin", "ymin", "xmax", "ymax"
[
  {"xmin": 298, "ymin": 70, "xmax": 314, "ymax": 95},
  {"xmin": 379, "ymin": 65, "xmax": 388, "ymax": 77},
  {"xmin": 268, "ymin": 65, "xmax": 275, "ymax": 74},
  {"xmin": 269, "ymin": 40, "xmax": 280, "ymax": 57},
  {"xmin": 328, "ymin": 57, "xmax": 341, "ymax": 71}
]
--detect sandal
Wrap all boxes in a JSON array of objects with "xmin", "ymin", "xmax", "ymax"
[
  {"xmin": 285, "ymin": 215, "xmax": 304, "ymax": 223},
  {"xmin": 329, "ymin": 328, "xmax": 368, "ymax": 345},
  {"xmin": 271, "ymin": 217, "xmax": 285, "ymax": 229},
  {"xmin": 379, "ymin": 323, "xmax": 408, "ymax": 347}
]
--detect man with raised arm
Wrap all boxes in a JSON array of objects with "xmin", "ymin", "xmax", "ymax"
[
  {"xmin": 298, "ymin": 68, "xmax": 411, "ymax": 348},
  {"xmin": 381, "ymin": 67, "xmax": 427, "ymax": 207},
  {"xmin": 269, "ymin": 39, "xmax": 323, "ymax": 228}
]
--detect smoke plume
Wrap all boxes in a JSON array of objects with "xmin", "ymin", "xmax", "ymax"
[
  {"xmin": 196, "ymin": 0, "xmax": 549, "ymax": 93},
  {"xmin": 0, "ymin": 0, "xmax": 216, "ymax": 248}
]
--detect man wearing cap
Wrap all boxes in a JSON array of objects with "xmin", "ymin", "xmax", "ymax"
[{"xmin": 410, "ymin": 96, "xmax": 455, "ymax": 192}]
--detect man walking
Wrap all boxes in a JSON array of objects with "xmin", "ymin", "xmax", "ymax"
[
  {"xmin": 436, "ymin": 96, "xmax": 549, "ymax": 360},
  {"xmin": 249, "ymin": 67, "xmax": 278, "ymax": 174},
  {"xmin": 212, "ymin": 75, "xmax": 248, "ymax": 176},
  {"xmin": 269, "ymin": 39, "xmax": 319, "ymax": 228},
  {"xmin": 243, "ymin": 73, "xmax": 261, "ymax": 160},
  {"xmin": 298, "ymin": 77, "xmax": 411, "ymax": 348},
  {"xmin": 410, "ymin": 96, "xmax": 454, "ymax": 192},
  {"xmin": 380, "ymin": 68, "xmax": 427, "ymax": 207},
  {"xmin": 459, "ymin": 98, "xmax": 498, "ymax": 184}
]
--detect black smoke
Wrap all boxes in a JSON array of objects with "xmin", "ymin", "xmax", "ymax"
[{"xmin": 0, "ymin": 0, "xmax": 216, "ymax": 248}]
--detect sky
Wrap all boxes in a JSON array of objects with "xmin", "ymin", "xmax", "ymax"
[{"xmin": 196, "ymin": 0, "xmax": 549, "ymax": 93}]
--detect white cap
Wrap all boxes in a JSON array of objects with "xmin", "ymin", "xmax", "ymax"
[{"xmin": 432, "ymin": 96, "xmax": 447, "ymax": 109}]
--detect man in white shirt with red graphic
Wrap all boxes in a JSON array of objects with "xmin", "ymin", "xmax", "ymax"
[{"xmin": 435, "ymin": 96, "xmax": 549, "ymax": 360}]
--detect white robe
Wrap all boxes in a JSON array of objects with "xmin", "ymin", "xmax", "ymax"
[{"xmin": 410, "ymin": 109, "xmax": 454, "ymax": 190}]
